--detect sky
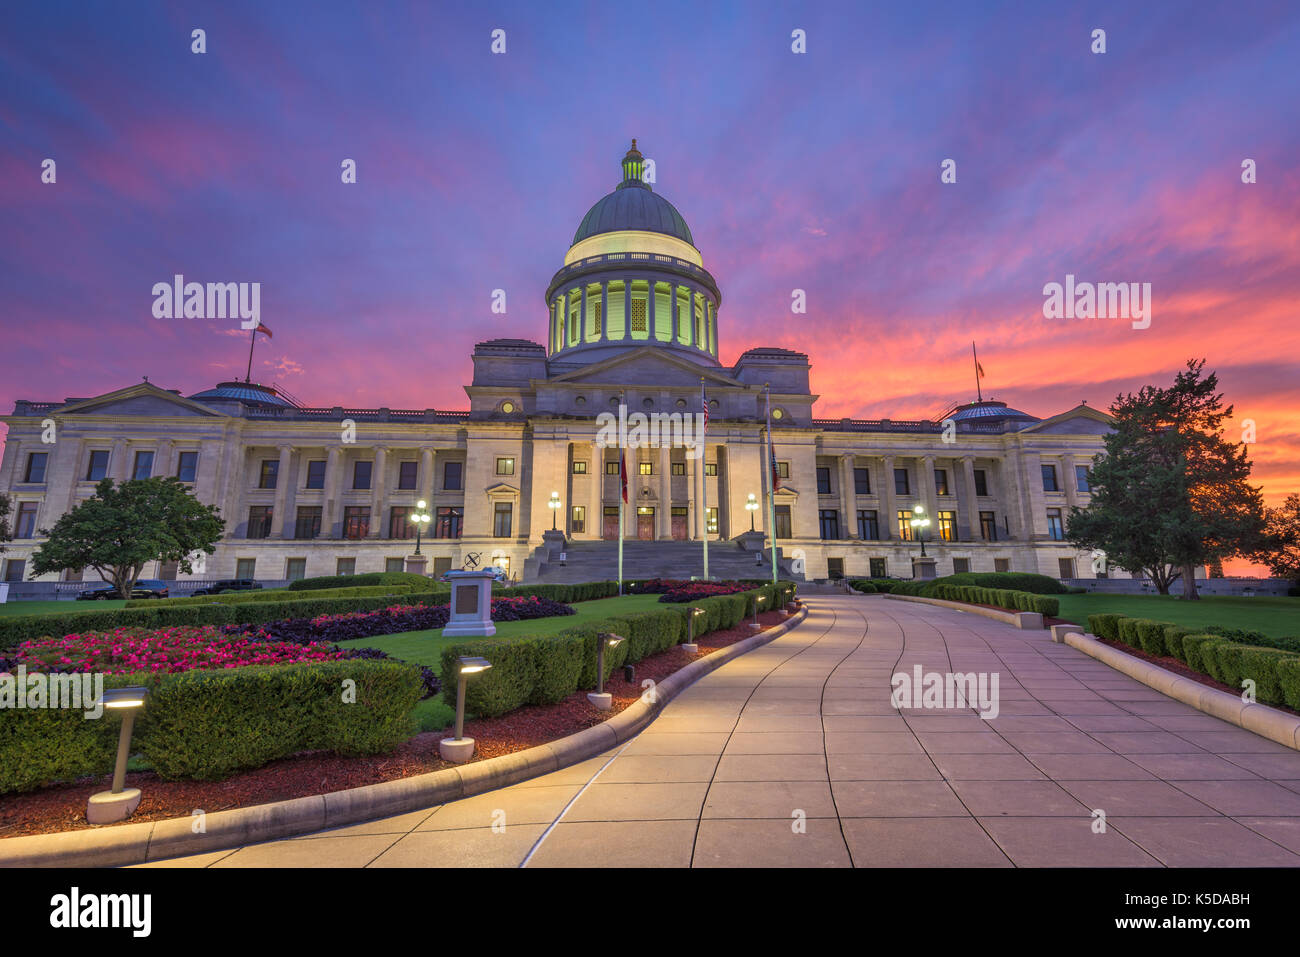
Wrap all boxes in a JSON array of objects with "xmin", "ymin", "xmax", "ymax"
[{"xmin": 2, "ymin": 1, "xmax": 1298, "ymax": 553}]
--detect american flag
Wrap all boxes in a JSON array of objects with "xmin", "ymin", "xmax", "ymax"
[
  {"xmin": 619, "ymin": 447, "xmax": 628, "ymax": 503},
  {"xmin": 765, "ymin": 388, "xmax": 780, "ymax": 491},
  {"xmin": 701, "ymin": 382, "xmax": 709, "ymax": 432},
  {"xmin": 770, "ymin": 445, "xmax": 782, "ymax": 492}
]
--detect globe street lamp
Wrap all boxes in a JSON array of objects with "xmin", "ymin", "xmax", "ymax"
[
  {"xmin": 548, "ymin": 491, "xmax": 562, "ymax": 531},
  {"xmin": 910, "ymin": 504, "xmax": 931, "ymax": 557},
  {"xmin": 410, "ymin": 500, "xmax": 431, "ymax": 554},
  {"xmin": 745, "ymin": 493, "xmax": 759, "ymax": 531}
]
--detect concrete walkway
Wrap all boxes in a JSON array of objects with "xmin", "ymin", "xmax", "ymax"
[{"xmin": 141, "ymin": 596, "xmax": 1300, "ymax": 868}]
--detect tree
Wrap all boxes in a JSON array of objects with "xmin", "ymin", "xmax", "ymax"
[
  {"xmin": 1254, "ymin": 493, "xmax": 1300, "ymax": 583},
  {"xmin": 1066, "ymin": 359, "xmax": 1266, "ymax": 600},
  {"xmin": 0, "ymin": 493, "xmax": 11, "ymax": 553},
  {"xmin": 31, "ymin": 477, "xmax": 225, "ymax": 599}
]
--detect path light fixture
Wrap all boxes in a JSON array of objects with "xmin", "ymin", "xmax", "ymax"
[
  {"xmin": 745, "ymin": 493, "xmax": 759, "ymax": 531},
  {"xmin": 410, "ymin": 500, "xmax": 432, "ymax": 555},
  {"xmin": 910, "ymin": 504, "xmax": 932, "ymax": 557},
  {"xmin": 548, "ymin": 491, "xmax": 562, "ymax": 530},
  {"xmin": 683, "ymin": 606, "xmax": 705, "ymax": 653},
  {"xmin": 440, "ymin": 656, "xmax": 492, "ymax": 763},
  {"xmin": 87, "ymin": 686, "xmax": 148, "ymax": 824},
  {"xmin": 587, "ymin": 632, "xmax": 624, "ymax": 710},
  {"xmin": 750, "ymin": 593, "xmax": 767, "ymax": 630}
]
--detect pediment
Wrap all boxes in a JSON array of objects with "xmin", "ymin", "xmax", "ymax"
[
  {"xmin": 484, "ymin": 482, "xmax": 520, "ymax": 497},
  {"xmin": 56, "ymin": 383, "xmax": 224, "ymax": 418},
  {"xmin": 1019, "ymin": 404, "xmax": 1114, "ymax": 435},
  {"xmin": 545, "ymin": 347, "xmax": 743, "ymax": 390}
]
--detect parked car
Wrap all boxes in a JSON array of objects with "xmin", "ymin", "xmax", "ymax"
[
  {"xmin": 190, "ymin": 579, "xmax": 263, "ymax": 596},
  {"xmin": 75, "ymin": 579, "xmax": 170, "ymax": 600}
]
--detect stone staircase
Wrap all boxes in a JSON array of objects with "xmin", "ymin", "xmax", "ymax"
[{"xmin": 521, "ymin": 533, "xmax": 798, "ymax": 584}]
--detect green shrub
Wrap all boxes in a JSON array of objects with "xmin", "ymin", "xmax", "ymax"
[
  {"xmin": 1182, "ymin": 635, "xmax": 1226, "ymax": 675},
  {"xmin": 288, "ymin": 571, "xmax": 433, "ymax": 591},
  {"xmin": 849, "ymin": 580, "xmax": 877, "ymax": 594},
  {"xmin": 527, "ymin": 634, "xmax": 586, "ymax": 705},
  {"xmin": 929, "ymin": 572, "xmax": 1068, "ymax": 594},
  {"xmin": 1116, "ymin": 618, "xmax": 1143, "ymax": 647},
  {"xmin": 1236, "ymin": 647, "xmax": 1299, "ymax": 706},
  {"xmin": 1204, "ymin": 642, "xmax": 1246, "ymax": 689},
  {"xmin": 128, "ymin": 583, "xmax": 434, "ymax": 608},
  {"xmin": 1276, "ymin": 657, "xmax": 1300, "ymax": 710},
  {"xmin": 1032, "ymin": 596, "xmax": 1060, "ymax": 618},
  {"xmin": 1087, "ymin": 614, "xmax": 1124, "ymax": 640},
  {"xmin": 439, "ymin": 639, "xmax": 536, "ymax": 718},
  {"xmin": 1162, "ymin": 625, "xmax": 1197, "ymax": 661},
  {"xmin": 1131, "ymin": 619, "xmax": 1173, "ymax": 656}
]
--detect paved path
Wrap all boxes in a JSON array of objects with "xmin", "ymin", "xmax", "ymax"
[{"xmin": 143, "ymin": 596, "xmax": 1300, "ymax": 868}]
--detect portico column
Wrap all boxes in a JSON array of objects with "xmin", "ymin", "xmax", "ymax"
[
  {"xmin": 273, "ymin": 444, "xmax": 293, "ymax": 538},
  {"xmin": 919, "ymin": 455, "xmax": 938, "ymax": 539},
  {"xmin": 420, "ymin": 447, "xmax": 435, "ymax": 507},
  {"xmin": 959, "ymin": 455, "xmax": 977, "ymax": 542},
  {"xmin": 110, "ymin": 438, "xmax": 129, "ymax": 482},
  {"xmin": 1, "ymin": 437, "xmax": 20, "ymax": 488},
  {"xmin": 657, "ymin": 442, "xmax": 671, "ymax": 538},
  {"xmin": 324, "ymin": 445, "xmax": 342, "ymax": 539},
  {"xmin": 1063, "ymin": 454, "xmax": 1079, "ymax": 509},
  {"xmin": 839, "ymin": 454, "xmax": 855, "ymax": 539},
  {"xmin": 156, "ymin": 438, "xmax": 174, "ymax": 479},
  {"xmin": 579, "ymin": 285, "xmax": 588, "ymax": 343},
  {"xmin": 648, "ymin": 280, "xmax": 656, "ymax": 342},
  {"xmin": 880, "ymin": 454, "xmax": 896, "ymax": 540},
  {"xmin": 625, "ymin": 448, "xmax": 639, "ymax": 537},
  {"xmin": 622, "ymin": 280, "xmax": 630, "ymax": 340},
  {"xmin": 589, "ymin": 440, "xmax": 602, "ymax": 540},
  {"xmin": 687, "ymin": 445, "xmax": 698, "ymax": 540},
  {"xmin": 600, "ymin": 281, "xmax": 608, "ymax": 341},
  {"xmin": 1020, "ymin": 450, "xmax": 1048, "ymax": 539},
  {"xmin": 671, "ymin": 284, "xmax": 681, "ymax": 342},
  {"xmin": 369, "ymin": 447, "xmax": 388, "ymax": 537}
]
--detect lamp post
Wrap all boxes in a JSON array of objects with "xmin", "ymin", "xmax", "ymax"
[
  {"xmin": 910, "ymin": 504, "xmax": 931, "ymax": 557},
  {"xmin": 683, "ymin": 606, "xmax": 705, "ymax": 653},
  {"xmin": 588, "ymin": 632, "xmax": 624, "ymax": 710},
  {"xmin": 548, "ymin": 491, "xmax": 562, "ymax": 531},
  {"xmin": 86, "ymin": 686, "xmax": 148, "ymax": 824},
  {"xmin": 439, "ymin": 656, "xmax": 493, "ymax": 762},
  {"xmin": 410, "ymin": 499, "xmax": 431, "ymax": 555},
  {"xmin": 745, "ymin": 493, "xmax": 759, "ymax": 531},
  {"xmin": 750, "ymin": 592, "xmax": 767, "ymax": 629}
]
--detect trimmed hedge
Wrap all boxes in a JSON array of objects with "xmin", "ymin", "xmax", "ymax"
[
  {"xmin": 1087, "ymin": 614, "xmax": 1123, "ymax": 640},
  {"xmin": 923, "ymin": 583, "xmax": 1058, "ymax": 618},
  {"xmin": 127, "ymin": 582, "xmax": 434, "ymax": 608},
  {"xmin": 0, "ymin": 659, "xmax": 423, "ymax": 792},
  {"xmin": 288, "ymin": 571, "xmax": 433, "ymax": 591}
]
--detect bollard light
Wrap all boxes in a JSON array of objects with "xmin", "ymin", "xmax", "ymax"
[
  {"xmin": 440, "ymin": 656, "xmax": 492, "ymax": 763},
  {"xmin": 751, "ymin": 593, "xmax": 767, "ymax": 629},
  {"xmin": 87, "ymin": 686, "xmax": 148, "ymax": 825},
  {"xmin": 683, "ymin": 606, "xmax": 705, "ymax": 653},
  {"xmin": 588, "ymin": 632, "xmax": 624, "ymax": 710}
]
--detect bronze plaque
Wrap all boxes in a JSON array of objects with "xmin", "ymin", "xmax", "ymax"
[{"xmin": 454, "ymin": 583, "xmax": 480, "ymax": 614}]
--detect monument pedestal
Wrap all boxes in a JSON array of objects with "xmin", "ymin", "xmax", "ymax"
[
  {"xmin": 404, "ymin": 554, "xmax": 428, "ymax": 577},
  {"xmin": 912, "ymin": 556, "xmax": 938, "ymax": 580},
  {"xmin": 443, "ymin": 570, "xmax": 496, "ymax": 637}
]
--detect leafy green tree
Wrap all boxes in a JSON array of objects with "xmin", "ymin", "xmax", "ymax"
[
  {"xmin": 31, "ymin": 478, "xmax": 224, "ymax": 598},
  {"xmin": 1067, "ymin": 359, "xmax": 1266, "ymax": 600},
  {"xmin": 1254, "ymin": 493, "xmax": 1300, "ymax": 583}
]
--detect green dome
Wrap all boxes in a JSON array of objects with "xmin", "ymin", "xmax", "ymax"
[{"xmin": 571, "ymin": 140, "xmax": 695, "ymax": 247}]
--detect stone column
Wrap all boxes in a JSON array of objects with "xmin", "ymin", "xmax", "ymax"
[
  {"xmin": 369, "ymin": 447, "xmax": 388, "ymax": 537},
  {"xmin": 580, "ymin": 285, "xmax": 588, "ymax": 343},
  {"xmin": 671, "ymin": 284, "xmax": 681, "ymax": 342},
  {"xmin": 648, "ymin": 280, "xmax": 656, "ymax": 342},
  {"xmin": 1020, "ymin": 450, "xmax": 1048, "ymax": 539},
  {"xmin": 622, "ymin": 281, "xmax": 630, "ymax": 340},
  {"xmin": 687, "ymin": 443, "xmax": 699, "ymax": 540},
  {"xmin": 657, "ymin": 442, "xmax": 671, "ymax": 538},
  {"xmin": 589, "ymin": 440, "xmax": 602, "ymax": 540},
  {"xmin": 273, "ymin": 444, "xmax": 293, "ymax": 538},
  {"xmin": 959, "ymin": 456, "xmax": 977, "ymax": 542},
  {"xmin": 880, "ymin": 454, "xmax": 896, "ymax": 540},
  {"xmin": 1, "ymin": 437, "xmax": 20, "ymax": 488},
  {"xmin": 1063, "ymin": 454, "xmax": 1079, "ymax": 509},
  {"xmin": 110, "ymin": 438, "xmax": 129, "ymax": 482},
  {"xmin": 420, "ymin": 447, "xmax": 435, "ymax": 506},
  {"xmin": 600, "ymin": 282, "xmax": 609, "ymax": 342},
  {"xmin": 324, "ymin": 445, "xmax": 342, "ymax": 539},
  {"xmin": 839, "ymin": 454, "xmax": 855, "ymax": 539},
  {"xmin": 156, "ymin": 438, "xmax": 174, "ymax": 480}
]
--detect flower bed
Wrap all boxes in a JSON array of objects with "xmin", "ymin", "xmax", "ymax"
[{"xmin": 634, "ymin": 578, "xmax": 753, "ymax": 603}]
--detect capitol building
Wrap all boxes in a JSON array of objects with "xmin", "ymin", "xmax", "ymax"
[{"xmin": 0, "ymin": 141, "xmax": 1118, "ymax": 590}]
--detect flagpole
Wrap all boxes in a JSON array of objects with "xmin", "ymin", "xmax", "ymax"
[
  {"xmin": 245, "ymin": 325, "xmax": 257, "ymax": 382},
  {"xmin": 618, "ymin": 390, "xmax": 625, "ymax": 595},
  {"xmin": 765, "ymin": 384, "xmax": 778, "ymax": 584},
  {"xmin": 972, "ymin": 341, "xmax": 982, "ymax": 403},
  {"xmin": 700, "ymin": 377, "xmax": 709, "ymax": 580}
]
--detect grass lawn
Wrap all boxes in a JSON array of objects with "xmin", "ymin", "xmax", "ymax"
[
  {"xmin": 336, "ymin": 592, "xmax": 666, "ymax": 668},
  {"xmin": 0, "ymin": 599, "xmax": 128, "ymax": 616},
  {"xmin": 1055, "ymin": 593, "xmax": 1300, "ymax": 638}
]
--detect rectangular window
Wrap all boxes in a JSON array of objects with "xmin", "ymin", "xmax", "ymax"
[
  {"xmin": 973, "ymin": 469, "xmax": 988, "ymax": 497},
  {"xmin": 235, "ymin": 558, "xmax": 257, "ymax": 580},
  {"xmin": 571, "ymin": 505, "xmax": 586, "ymax": 534},
  {"xmin": 386, "ymin": 557, "xmax": 406, "ymax": 573},
  {"xmin": 1041, "ymin": 464, "xmax": 1059, "ymax": 492},
  {"xmin": 979, "ymin": 511, "xmax": 998, "ymax": 542},
  {"xmin": 343, "ymin": 506, "xmax": 370, "ymax": 539},
  {"xmin": 704, "ymin": 463, "xmax": 718, "ymax": 476},
  {"xmin": 1075, "ymin": 465, "xmax": 1091, "ymax": 493},
  {"xmin": 64, "ymin": 568, "xmax": 83, "ymax": 583},
  {"xmin": 819, "ymin": 509, "xmax": 840, "ymax": 540},
  {"xmin": 869, "ymin": 557, "xmax": 887, "ymax": 578},
  {"xmin": 827, "ymin": 558, "xmax": 844, "ymax": 580},
  {"xmin": 86, "ymin": 450, "xmax": 110, "ymax": 481},
  {"xmin": 259, "ymin": 459, "xmax": 279, "ymax": 489},
  {"xmin": 176, "ymin": 451, "xmax": 198, "ymax": 483},
  {"xmin": 937, "ymin": 510, "xmax": 957, "ymax": 542},
  {"xmin": 774, "ymin": 505, "xmax": 792, "ymax": 539},
  {"xmin": 285, "ymin": 558, "xmax": 307, "ymax": 581},
  {"xmin": 15, "ymin": 502, "xmax": 38, "ymax": 538},
  {"xmin": 1058, "ymin": 557, "xmax": 1076, "ymax": 579},
  {"xmin": 894, "ymin": 468, "xmax": 910, "ymax": 496},
  {"xmin": 639, "ymin": 462, "xmax": 653, "ymax": 475},
  {"xmin": 305, "ymin": 460, "xmax": 326, "ymax": 489},
  {"xmin": 994, "ymin": 558, "xmax": 1011, "ymax": 574},
  {"xmin": 435, "ymin": 507, "xmax": 463, "ymax": 539},
  {"xmin": 857, "ymin": 509, "xmax": 879, "ymax": 539},
  {"xmin": 1047, "ymin": 508, "xmax": 1065, "ymax": 540},
  {"xmin": 390, "ymin": 506, "xmax": 414, "ymax": 539},
  {"xmin": 671, "ymin": 462, "xmax": 685, "ymax": 476},
  {"xmin": 24, "ymin": 452, "xmax": 48, "ymax": 483},
  {"xmin": 777, "ymin": 462, "xmax": 790, "ymax": 479},
  {"xmin": 854, "ymin": 468, "xmax": 870, "ymax": 495},
  {"xmin": 952, "ymin": 558, "xmax": 971, "ymax": 574},
  {"xmin": 4, "ymin": 559, "xmax": 26, "ymax": 582},
  {"xmin": 334, "ymin": 558, "xmax": 354, "ymax": 576},
  {"xmin": 493, "ymin": 502, "xmax": 513, "ymax": 538},
  {"xmin": 398, "ymin": 461, "xmax": 418, "ymax": 490},
  {"xmin": 294, "ymin": 506, "xmax": 322, "ymax": 539},
  {"xmin": 571, "ymin": 461, "xmax": 588, "ymax": 474},
  {"xmin": 433, "ymin": 557, "xmax": 452, "ymax": 577},
  {"xmin": 706, "ymin": 506, "xmax": 718, "ymax": 534},
  {"xmin": 443, "ymin": 461, "xmax": 463, "ymax": 490},
  {"xmin": 605, "ymin": 461, "xmax": 619, "ymax": 475},
  {"xmin": 897, "ymin": 509, "xmax": 915, "ymax": 541},
  {"xmin": 353, "ymin": 461, "xmax": 373, "ymax": 490},
  {"xmin": 132, "ymin": 451, "xmax": 154, "ymax": 481},
  {"xmin": 816, "ymin": 467, "xmax": 832, "ymax": 495},
  {"xmin": 247, "ymin": 506, "xmax": 273, "ymax": 539},
  {"xmin": 496, "ymin": 457, "xmax": 515, "ymax": 476},
  {"xmin": 934, "ymin": 469, "xmax": 949, "ymax": 496}
]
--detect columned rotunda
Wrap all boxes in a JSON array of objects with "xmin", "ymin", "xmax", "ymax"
[{"xmin": 0, "ymin": 141, "xmax": 1120, "ymax": 592}]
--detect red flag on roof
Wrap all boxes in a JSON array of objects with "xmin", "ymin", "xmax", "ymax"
[{"xmin": 256, "ymin": 323, "xmax": 272, "ymax": 339}]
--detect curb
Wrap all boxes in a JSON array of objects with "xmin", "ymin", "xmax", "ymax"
[
  {"xmin": 0, "ymin": 605, "xmax": 811, "ymax": 868},
  {"xmin": 882, "ymin": 593, "xmax": 1043, "ymax": 630},
  {"xmin": 1061, "ymin": 630, "xmax": 1300, "ymax": 752}
]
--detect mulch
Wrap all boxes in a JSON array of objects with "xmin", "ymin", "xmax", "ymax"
[{"xmin": 0, "ymin": 607, "xmax": 797, "ymax": 839}]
